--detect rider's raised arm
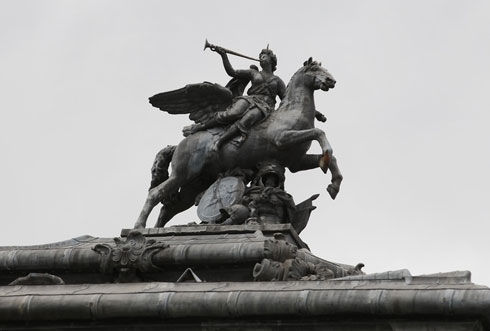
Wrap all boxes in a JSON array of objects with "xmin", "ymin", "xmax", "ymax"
[
  {"xmin": 217, "ymin": 48, "xmax": 252, "ymax": 79},
  {"xmin": 277, "ymin": 78, "xmax": 286, "ymax": 100}
]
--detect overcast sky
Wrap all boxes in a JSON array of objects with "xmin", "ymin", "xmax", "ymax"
[{"xmin": 1, "ymin": 1, "xmax": 489, "ymax": 285}]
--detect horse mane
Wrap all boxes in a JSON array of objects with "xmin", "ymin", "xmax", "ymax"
[
  {"xmin": 256, "ymin": 58, "xmax": 319, "ymax": 129},
  {"xmin": 277, "ymin": 57, "xmax": 320, "ymax": 109}
]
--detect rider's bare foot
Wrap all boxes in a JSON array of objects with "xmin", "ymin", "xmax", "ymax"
[{"xmin": 182, "ymin": 123, "xmax": 204, "ymax": 137}]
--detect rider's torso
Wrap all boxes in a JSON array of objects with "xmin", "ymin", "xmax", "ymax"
[{"xmin": 247, "ymin": 71, "xmax": 279, "ymax": 108}]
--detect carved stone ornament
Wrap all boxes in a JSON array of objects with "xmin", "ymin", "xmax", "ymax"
[
  {"xmin": 93, "ymin": 230, "xmax": 168, "ymax": 275},
  {"xmin": 9, "ymin": 273, "xmax": 65, "ymax": 286},
  {"xmin": 263, "ymin": 235, "xmax": 298, "ymax": 262},
  {"xmin": 254, "ymin": 236, "xmax": 363, "ymax": 281}
]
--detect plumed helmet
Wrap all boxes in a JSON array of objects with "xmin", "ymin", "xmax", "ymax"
[{"xmin": 252, "ymin": 161, "xmax": 286, "ymax": 189}]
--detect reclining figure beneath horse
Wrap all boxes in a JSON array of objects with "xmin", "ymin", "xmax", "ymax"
[{"xmin": 134, "ymin": 57, "xmax": 342, "ymax": 229}]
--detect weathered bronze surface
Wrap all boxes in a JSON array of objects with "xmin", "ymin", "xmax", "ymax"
[
  {"xmin": 0, "ymin": 224, "xmax": 360, "ymax": 285},
  {"xmin": 135, "ymin": 45, "xmax": 342, "ymax": 229},
  {"xmin": 196, "ymin": 176, "xmax": 246, "ymax": 223}
]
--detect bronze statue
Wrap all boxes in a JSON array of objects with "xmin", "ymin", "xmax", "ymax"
[
  {"xmin": 134, "ymin": 43, "xmax": 343, "ymax": 229},
  {"xmin": 184, "ymin": 45, "xmax": 286, "ymax": 151},
  {"xmin": 194, "ymin": 161, "xmax": 319, "ymax": 234}
]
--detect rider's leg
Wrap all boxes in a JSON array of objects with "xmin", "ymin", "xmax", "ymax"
[
  {"xmin": 236, "ymin": 108, "xmax": 264, "ymax": 132},
  {"xmin": 211, "ymin": 100, "xmax": 250, "ymax": 150},
  {"xmin": 214, "ymin": 124, "xmax": 240, "ymax": 151},
  {"xmin": 186, "ymin": 99, "xmax": 250, "ymax": 136},
  {"xmin": 216, "ymin": 99, "xmax": 249, "ymax": 124},
  {"xmin": 213, "ymin": 107, "xmax": 264, "ymax": 150}
]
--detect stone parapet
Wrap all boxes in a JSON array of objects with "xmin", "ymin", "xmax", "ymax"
[
  {"xmin": 0, "ymin": 224, "xmax": 359, "ymax": 285},
  {"xmin": 0, "ymin": 277, "xmax": 488, "ymax": 330}
]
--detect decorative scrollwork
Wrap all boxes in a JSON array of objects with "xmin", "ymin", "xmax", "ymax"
[
  {"xmin": 253, "ymin": 257, "xmax": 320, "ymax": 281},
  {"xmin": 93, "ymin": 230, "xmax": 168, "ymax": 276},
  {"xmin": 255, "ymin": 237, "xmax": 364, "ymax": 281},
  {"xmin": 263, "ymin": 237, "xmax": 297, "ymax": 262}
]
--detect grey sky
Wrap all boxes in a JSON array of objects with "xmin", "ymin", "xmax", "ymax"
[{"xmin": 1, "ymin": 1, "xmax": 489, "ymax": 285}]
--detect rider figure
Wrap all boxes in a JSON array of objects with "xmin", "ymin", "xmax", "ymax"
[{"xmin": 188, "ymin": 47, "xmax": 287, "ymax": 151}]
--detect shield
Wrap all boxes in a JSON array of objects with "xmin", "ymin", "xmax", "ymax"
[{"xmin": 197, "ymin": 177, "xmax": 246, "ymax": 223}]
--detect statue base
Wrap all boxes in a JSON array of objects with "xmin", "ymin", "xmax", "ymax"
[{"xmin": 0, "ymin": 224, "xmax": 489, "ymax": 330}]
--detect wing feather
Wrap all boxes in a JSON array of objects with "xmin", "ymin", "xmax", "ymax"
[{"xmin": 149, "ymin": 82, "xmax": 233, "ymax": 123}]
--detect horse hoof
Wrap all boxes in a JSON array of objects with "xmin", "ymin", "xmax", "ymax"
[
  {"xmin": 133, "ymin": 222, "xmax": 145, "ymax": 230},
  {"xmin": 327, "ymin": 184, "xmax": 339, "ymax": 200}
]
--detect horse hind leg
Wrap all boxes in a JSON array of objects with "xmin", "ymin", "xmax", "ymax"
[
  {"xmin": 154, "ymin": 186, "xmax": 197, "ymax": 228},
  {"xmin": 134, "ymin": 145, "xmax": 177, "ymax": 229},
  {"xmin": 154, "ymin": 201, "xmax": 189, "ymax": 228},
  {"xmin": 134, "ymin": 176, "xmax": 180, "ymax": 229}
]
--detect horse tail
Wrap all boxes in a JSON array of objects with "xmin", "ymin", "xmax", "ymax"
[{"xmin": 149, "ymin": 145, "xmax": 176, "ymax": 190}]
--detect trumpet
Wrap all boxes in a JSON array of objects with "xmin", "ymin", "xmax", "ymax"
[{"xmin": 204, "ymin": 39, "xmax": 259, "ymax": 62}]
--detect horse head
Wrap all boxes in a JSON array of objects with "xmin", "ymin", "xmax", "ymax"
[{"xmin": 302, "ymin": 57, "xmax": 336, "ymax": 91}]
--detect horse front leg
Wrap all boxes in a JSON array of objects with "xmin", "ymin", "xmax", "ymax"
[
  {"xmin": 275, "ymin": 128, "xmax": 332, "ymax": 172},
  {"xmin": 288, "ymin": 152, "xmax": 343, "ymax": 200},
  {"xmin": 288, "ymin": 154, "xmax": 322, "ymax": 172}
]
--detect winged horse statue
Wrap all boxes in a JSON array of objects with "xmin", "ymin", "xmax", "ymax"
[{"xmin": 134, "ymin": 58, "xmax": 342, "ymax": 229}]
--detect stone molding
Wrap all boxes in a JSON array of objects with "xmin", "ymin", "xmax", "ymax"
[{"xmin": 1, "ymin": 280, "xmax": 489, "ymax": 326}]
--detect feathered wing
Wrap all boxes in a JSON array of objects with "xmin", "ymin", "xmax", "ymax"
[
  {"xmin": 149, "ymin": 82, "xmax": 234, "ymax": 124},
  {"xmin": 225, "ymin": 76, "xmax": 250, "ymax": 99}
]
